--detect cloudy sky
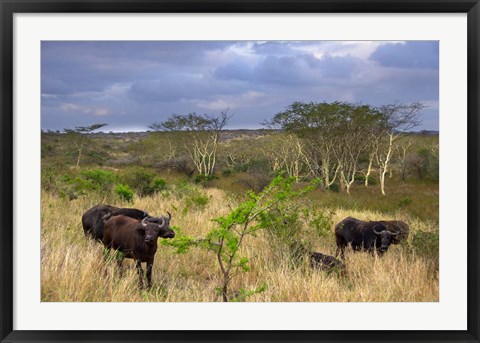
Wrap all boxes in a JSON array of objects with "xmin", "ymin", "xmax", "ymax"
[{"xmin": 41, "ymin": 41, "xmax": 439, "ymax": 132}]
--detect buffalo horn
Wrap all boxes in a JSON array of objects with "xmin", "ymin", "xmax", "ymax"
[
  {"xmin": 157, "ymin": 217, "xmax": 165, "ymax": 228},
  {"xmin": 373, "ymin": 225, "xmax": 384, "ymax": 235},
  {"xmin": 141, "ymin": 217, "xmax": 148, "ymax": 227},
  {"xmin": 167, "ymin": 211, "xmax": 172, "ymax": 220},
  {"xmin": 390, "ymin": 230, "xmax": 401, "ymax": 236}
]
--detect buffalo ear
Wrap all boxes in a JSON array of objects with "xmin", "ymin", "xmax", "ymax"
[{"xmin": 135, "ymin": 227, "xmax": 146, "ymax": 236}]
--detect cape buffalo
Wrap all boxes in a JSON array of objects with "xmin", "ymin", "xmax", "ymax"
[
  {"xmin": 335, "ymin": 217, "xmax": 402, "ymax": 258},
  {"xmin": 103, "ymin": 214, "xmax": 175, "ymax": 289},
  {"xmin": 310, "ymin": 252, "xmax": 346, "ymax": 274},
  {"xmin": 82, "ymin": 204, "xmax": 149, "ymax": 241},
  {"xmin": 290, "ymin": 242, "xmax": 346, "ymax": 274}
]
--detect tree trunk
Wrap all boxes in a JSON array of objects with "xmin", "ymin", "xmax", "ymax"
[
  {"xmin": 379, "ymin": 134, "xmax": 394, "ymax": 196},
  {"xmin": 365, "ymin": 154, "xmax": 374, "ymax": 187},
  {"xmin": 76, "ymin": 147, "xmax": 82, "ymax": 168},
  {"xmin": 380, "ymin": 168, "xmax": 387, "ymax": 196},
  {"xmin": 221, "ymin": 278, "xmax": 228, "ymax": 302}
]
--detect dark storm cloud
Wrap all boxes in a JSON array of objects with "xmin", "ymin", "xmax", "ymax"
[
  {"xmin": 41, "ymin": 41, "xmax": 439, "ymax": 132},
  {"xmin": 215, "ymin": 52, "xmax": 363, "ymax": 85},
  {"xmin": 369, "ymin": 41, "xmax": 439, "ymax": 69}
]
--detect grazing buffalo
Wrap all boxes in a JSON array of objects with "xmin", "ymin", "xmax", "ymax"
[
  {"xmin": 335, "ymin": 217, "xmax": 402, "ymax": 258},
  {"xmin": 82, "ymin": 204, "xmax": 149, "ymax": 241},
  {"xmin": 103, "ymin": 214, "xmax": 175, "ymax": 288},
  {"xmin": 310, "ymin": 252, "xmax": 346, "ymax": 274},
  {"xmin": 290, "ymin": 242, "xmax": 346, "ymax": 274}
]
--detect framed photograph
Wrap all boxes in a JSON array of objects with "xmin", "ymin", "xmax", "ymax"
[{"xmin": 1, "ymin": 1, "xmax": 479, "ymax": 342}]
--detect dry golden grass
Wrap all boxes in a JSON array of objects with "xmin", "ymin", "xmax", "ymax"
[{"xmin": 41, "ymin": 187, "xmax": 438, "ymax": 302}]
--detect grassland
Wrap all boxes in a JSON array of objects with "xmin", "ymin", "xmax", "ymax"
[
  {"xmin": 41, "ymin": 130, "xmax": 439, "ymax": 302},
  {"xmin": 41, "ymin": 181, "xmax": 438, "ymax": 302}
]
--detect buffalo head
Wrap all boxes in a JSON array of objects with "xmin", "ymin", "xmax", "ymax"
[
  {"xmin": 373, "ymin": 224, "xmax": 400, "ymax": 254},
  {"xmin": 138, "ymin": 215, "xmax": 175, "ymax": 244}
]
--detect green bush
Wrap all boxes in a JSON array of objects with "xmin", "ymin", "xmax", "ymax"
[
  {"xmin": 119, "ymin": 167, "xmax": 159, "ymax": 196},
  {"xmin": 152, "ymin": 177, "xmax": 168, "ymax": 192},
  {"xmin": 185, "ymin": 190, "xmax": 210, "ymax": 208},
  {"xmin": 411, "ymin": 230, "xmax": 439, "ymax": 258},
  {"xmin": 194, "ymin": 174, "xmax": 218, "ymax": 185},
  {"xmin": 264, "ymin": 208, "xmax": 301, "ymax": 245},
  {"xmin": 114, "ymin": 184, "xmax": 134, "ymax": 202},
  {"xmin": 59, "ymin": 174, "xmax": 96, "ymax": 200},
  {"xmin": 41, "ymin": 166, "xmax": 58, "ymax": 192},
  {"xmin": 263, "ymin": 204, "xmax": 309, "ymax": 267},
  {"xmin": 79, "ymin": 169, "xmax": 116, "ymax": 192},
  {"xmin": 308, "ymin": 209, "xmax": 334, "ymax": 238}
]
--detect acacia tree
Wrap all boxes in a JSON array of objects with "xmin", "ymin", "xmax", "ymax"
[
  {"xmin": 334, "ymin": 104, "xmax": 383, "ymax": 194},
  {"xmin": 63, "ymin": 123, "xmax": 107, "ymax": 168},
  {"xmin": 266, "ymin": 101, "xmax": 383, "ymax": 193},
  {"xmin": 395, "ymin": 137, "xmax": 415, "ymax": 182},
  {"xmin": 263, "ymin": 133, "xmax": 307, "ymax": 181},
  {"xmin": 375, "ymin": 102, "xmax": 424, "ymax": 195},
  {"xmin": 150, "ymin": 110, "xmax": 231, "ymax": 177},
  {"xmin": 265, "ymin": 102, "xmax": 345, "ymax": 189},
  {"xmin": 163, "ymin": 175, "xmax": 315, "ymax": 302}
]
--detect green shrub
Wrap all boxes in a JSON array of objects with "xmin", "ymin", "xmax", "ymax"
[
  {"xmin": 263, "ymin": 204, "xmax": 310, "ymax": 267},
  {"xmin": 164, "ymin": 175, "xmax": 312, "ymax": 302},
  {"xmin": 152, "ymin": 177, "xmax": 168, "ymax": 192},
  {"xmin": 308, "ymin": 209, "xmax": 334, "ymax": 238},
  {"xmin": 194, "ymin": 174, "xmax": 218, "ymax": 185},
  {"xmin": 411, "ymin": 230, "xmax": 439, "ymax": 258},
  {"xmin": 119, "ymin": 167, "xmax": 158, "ymax": 196},
  {"xmin": 114, "ymin": 184, "xmax": 134, "ymax": 202},
  {"xmin": 41, "ymin": 167, "xmax": 58, "ymax": 192},
  {"xmin": 59, "ymin": 174, "xmax": 96, "ymax": 200},
  {"xmin": 79, "ymin": 169, "xmax": 116, "ymax": 192},
  {"xmin": 185, "ymin": 190, "xmax": 210, "ymax": 208},
  {"xmin": 264, "ymin": 208, "xmax": 301, "ymax": 245}
]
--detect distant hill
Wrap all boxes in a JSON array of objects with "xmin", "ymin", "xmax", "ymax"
[
  {"xmin": 52, "ymin": 129, "xmax": 277, "ymax": 142},
  {"xmin": 43, "ymin": 128, "xmax": 437, "ymax": 142}
]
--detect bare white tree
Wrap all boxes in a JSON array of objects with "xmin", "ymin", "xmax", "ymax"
[
  {"xmin": 150, "ymin": 110, "xmax": 231, "ymax": 177},
  {"xmin": 375, "ymin": 102, "xmax": 425, "ymax": 195}
]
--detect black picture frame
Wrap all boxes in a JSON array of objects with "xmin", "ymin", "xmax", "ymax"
[{"xmin": 1, "ymin": 1, "xmax": 479, "ymax": 342}]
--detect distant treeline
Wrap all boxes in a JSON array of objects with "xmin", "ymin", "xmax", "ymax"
[{"xmin": 42, "ymin": 101, "xmax": 438, "ymax": 197}]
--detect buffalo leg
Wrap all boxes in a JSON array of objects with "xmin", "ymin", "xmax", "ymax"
[
  {"xmin": 146, "ymin": 260, "xmax": 154, "ymax": 289},
  {"xmin": 336, "ymin": 246, "xmax": 345, "ymax": 260},
  {"xmin": 136, "ymin": 261, "xmax": 144, "ymax": 289}
]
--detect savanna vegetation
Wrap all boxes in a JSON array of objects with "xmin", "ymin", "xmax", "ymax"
[{"xmin": 41, "ymin": 101, "xmax": 439, "ymax": 302}]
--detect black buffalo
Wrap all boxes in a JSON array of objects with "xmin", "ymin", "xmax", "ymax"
[
  {"xmin": 310, "ymin": 252, "xmax": 346, "ymax": 274},
  {"xmin": 82, "ymin": 204, "xmax": 149, "ymax": 241},
  {"xmin": 290, "ymin": 242, "xmax": 346, "ymax": 274},
  {"xmin": 335, "ymin": 217, "xmax": 402, "ymax": 258},
  {"xmin": 103, "ymin": 214, "xmax": 175, "ymax": 288}
]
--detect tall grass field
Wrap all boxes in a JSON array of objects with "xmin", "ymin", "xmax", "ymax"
[{"xmin": 41, "ymin": 181, "xmax": 439, "ymax": 302}]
